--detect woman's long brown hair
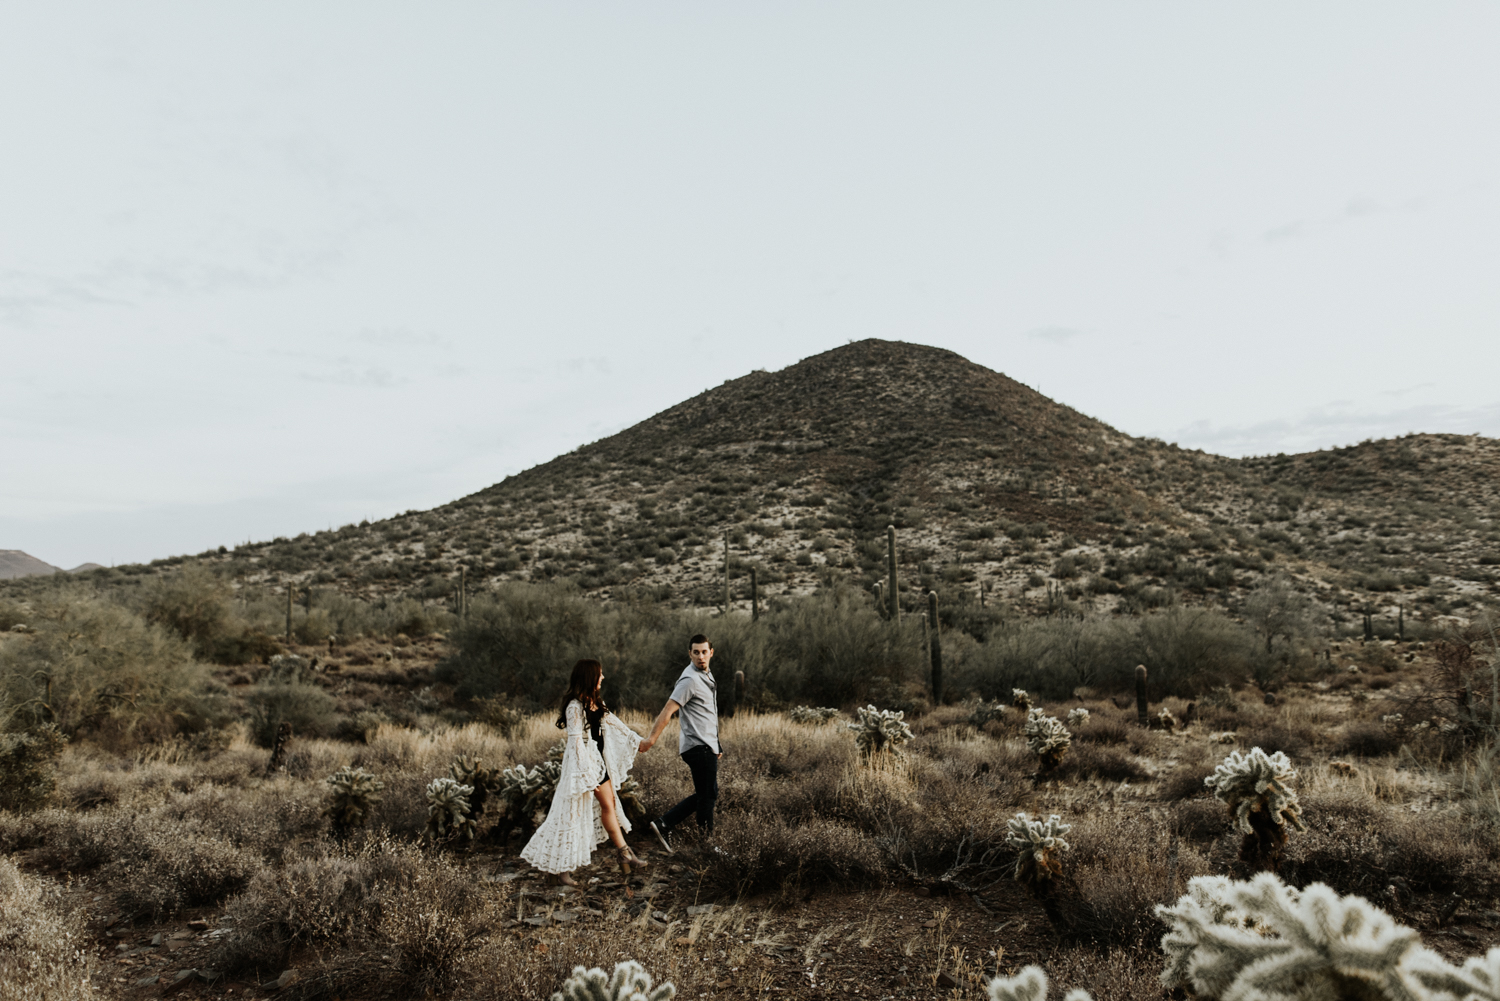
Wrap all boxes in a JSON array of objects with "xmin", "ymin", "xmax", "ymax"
[{"xmin": 555, "ymin": 659, "xmax": 605, "ymax": 730}]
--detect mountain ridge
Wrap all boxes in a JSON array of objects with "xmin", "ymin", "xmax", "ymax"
[{"xmin": 6, "ymin": 339, "xmax": 1498, "ymax": 628}]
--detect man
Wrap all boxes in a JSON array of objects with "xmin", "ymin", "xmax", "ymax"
[{"xmin": 637, "ymin": 634, "xmax": 721, "ymax": 852}]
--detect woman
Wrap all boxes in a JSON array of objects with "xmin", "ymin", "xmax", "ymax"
[{"xmin": 521, "ymin": 659, "xmax": 651, "ymax": 884}]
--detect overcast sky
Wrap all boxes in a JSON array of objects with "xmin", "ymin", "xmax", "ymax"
[{"xmin": 3, "ymin": 4, "xmax": 1498, "ymax": 569}]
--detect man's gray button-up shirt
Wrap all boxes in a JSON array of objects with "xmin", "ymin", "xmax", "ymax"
[{"xmin": 669, "ymin": 663, "xmax": 720, "ymax": 755}]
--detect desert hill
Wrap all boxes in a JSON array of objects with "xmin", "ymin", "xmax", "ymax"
[
  {"xmin": 0, "ymin": 550, "xmax": 62, "ymax": 580},
  {"xmin": 13, "ymin": 340, "xmax": 1500, "ymax": 628}
]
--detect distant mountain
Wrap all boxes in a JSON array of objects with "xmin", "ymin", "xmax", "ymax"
[
  {"xmin": 15, "ymin": 339, "xmax": 1500, "ymax": 627},
  {"xmin": 0, "ymin": 550, "xmax": 62, "ymax": 580}
]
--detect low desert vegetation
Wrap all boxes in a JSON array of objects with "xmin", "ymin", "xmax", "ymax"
[{"xmin": 3, "ymin": 571, "xmax": 1500, "ymax": 999}]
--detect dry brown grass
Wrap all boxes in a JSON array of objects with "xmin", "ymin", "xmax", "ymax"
[
  {"xmin": 0, "ymin": 855, "xmax": 100, "ymax": 1001},
  {"xmin": 6, "ymin": 676, "xmax": 1500, "ymax": 1000}
]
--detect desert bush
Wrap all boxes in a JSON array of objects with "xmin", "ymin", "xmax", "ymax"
[
  {"xmin": 1236, "ymin": 720, "xmax": 1314, "ymax": 759},
  {"xmin": 0, "ymin": 593, "xmax": 220, "ymax": 747},
  {"xmin": 1045, "ymin": 810, "xmax": 1213, "ymax": 947},
  {"xmin": 1075, "ymin": 715, "xmax": 1130, "ymax": 745},
  {"xmin": 701, "ymin": 812, "xmax": 887, "ymax": 900},
  {"xmin": 1055, "ymin": 742, "xmax": 1148, "ymax": 782},
  {"xmin": 787, "ymin": 705, "xmax": 840, "ymax": 724},
  {"xmin": 247, "ymin": 672, "xmax": 339, "ymax": 747},
  {"xmin": 0, "ymin": 856, "xmax": 100, "ymax": 1001},
  {"xmin": 212, "ymin": 837, "xmax": 500, "ymax": 991},
  {"xmin": 1336, "ymin": 720, "xmax": 1402, "ymax": 758},
  {"xmin": 0, "ymin": 723, "xmax": 66, "ymax": 812},
  {"xmin": 947, "ymin": 607, "xmax": 1258, "ymax": 701},
  {"xmin": 139, "ymin": 566, "xmax": 280, "ymax": 665},
  {"xmin": 1285, "ymin": 808, "xmax": 1495, "ymax": 897}
]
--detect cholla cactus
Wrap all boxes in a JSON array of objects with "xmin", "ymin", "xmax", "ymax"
[
  {"xmin": 1023, "ymin": 708, "xmax": 1072, "ymax": 772},
  {"xmin": 324, "ymin": 765, "xmax": 384, "ymax": 837},
  {"xmin": 1011, "ymin": 688, "xmax": 1033, "ymax": 711},
  {"xmin": 968, "ymin": 698, "xmax": 1008, "ymax": 728},
  {"xmin": 1329, "ymin": 761, "xmax": 1359, "ymax": 777},
  {"xmin": 1065, "ymin": 708, "xmax": 1090, "ymax": 727},
  {"xmin": 1157, "ymin": 708, "xmax": 1180, "ymax": 731},
  {"xmin": 1156, "ymin": 873, "xmax": 1500, "ymax": 1001},
  {"xmin": 787, "ymin": 706, "xmax": 840, "ymax": 724},
  {"xmin": 1204, "ymin": 747, "xmax": 1305, "ymax": 871},
  {"xmin": 987, "ymin": 965, "xmax": 1093, "ymax": 1001},
  {"xmin": 1209, "ymin": 731, "xmax": 1238, "ymax": 744},
  {"xmin": 497, "ymin": 760, "xmax": 562, "ymax": 827},
  {"xmin": 1006, "ymin": 812, "xmax": 1071, "ymax": 886},
  {"xmin": 450, "ymin": 754, "xmax": 503, "ymax": 819},
  {"xmin": 424, "ymin": 777, "xmax": 476, "ymax": 841},
  {"xmin": 550, "ymin": 959, "xmax": 675, "ymax": 1001},
  {"xmin": 847, "ymin": 705, "xmax": 914, "ymax": 757}
]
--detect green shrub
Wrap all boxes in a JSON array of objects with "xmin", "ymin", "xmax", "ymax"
[
  {"xmin": 0, "ymin": 856, "xmax": 100, "ymax": 1001},
  {"xmin": 247, "ymin": 670, "xmax": 338, "ymax": 747},
  {"xmin": 0, "ymin": 593, "xmax": 219, "ymax": 748},
  {"xmin": 0, "ymin": 724, "xmax": 66, "ymax": 812}
]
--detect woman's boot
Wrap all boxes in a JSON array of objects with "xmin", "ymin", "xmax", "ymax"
[{"xmin": 617, "ymin": 844, "xmax": 650, "ymax": 875}]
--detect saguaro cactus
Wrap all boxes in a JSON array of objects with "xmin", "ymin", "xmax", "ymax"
[
  {"xmin": 723, "ymin": 529, "xmax": 730, "ymax": 613},
  {"xmin": 927, "ymin": 590, "xmax": 944, "ymax": 703},
  {"xmin": 1136, "ymin": 664, "xmax": 1149, "ymax": 726},
  {"xmin": 872, "ymin": 581, "xmax": 884, "ymax": 618},
  {"xmin": 887, "ymin": 524, "xmax": 899, "ymax": 620},
  {"xmin": 750, "ymin": 567, "xmax": 759, "ymax": 621},
  {"xmin": 285, "ymin": 581, "xmax": 294, "ymax": 642}
]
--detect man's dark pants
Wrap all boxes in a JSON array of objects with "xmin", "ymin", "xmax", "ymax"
[{"xmin": 660, "ymin": 744, "xmax": 718, "ymax": 834}]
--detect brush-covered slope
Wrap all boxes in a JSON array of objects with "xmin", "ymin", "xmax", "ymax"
[{"xmin": 16, "ymin": 340, "xmax": 1500, "ymax": 625}]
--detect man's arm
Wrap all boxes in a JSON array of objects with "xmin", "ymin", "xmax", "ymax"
[{"xmin": 637, "ymin": 699, "xmax": 681, "ymax": 753}]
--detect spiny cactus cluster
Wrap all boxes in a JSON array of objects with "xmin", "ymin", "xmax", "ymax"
[
  {"xmin": 1005, "ymin": 812, "xmax": 1071, "ymax": 885},
  {"xmin": 1065, "ymin": 708, "xmax": 1090, "ymax": 727},
  {"xmin": 324, "ymin": 765, "xmax": 383, "ymax": 837},
  {"xmin": 991, "ymin": 872, "xmax": 1500, "ymax": 1001},
  {"xmin": 847, "ymin": 705, "xmax": 914, "ymax": 757},
  {"xmin": 1205, "ymin": 746, "xmax": 1305, "ymax": 833},
  {"xmin": 1209, "ymin": 731, "xmax": 1238, "ymax": 744},
  {"xmin": 550, "ymin": 959, "xmax": 676, "ymax": 1001},
  {"xmin": 1011, "ymin": 688, "xmax": 1033, "ymax": 711},
  {"xmin": 787, "ymin": 705, "xmax": 840, "ymax": 725},
  {"xmin": 987, "ymin": 965, "xmax": 1092, "ymax": 1001},
  {"xmin": 968, "ymin": 698, "xmax": 1008, "ymax": 728},
  {"xmin": 1205, "ymin": 746, "xmax": 1305, "ymax": 870},
  {"xmin": 1157, "ymin": 707, "xmax": 1180, "ymax": 731},
  {"xmin": 450, "ymin": 754, "xmax": 503, "ymax": 819},
  {"xmin": 498, "ymin": 760, "xmax": 562, "ymax": 827},
  {"xmin": 1023, "ymin": 708, "xmax": 1072, "ymax": 771},
  {"xmin": 424, "ymin": 777, "xmax": 476, "ymax": 841},
  {"xmin": 1156, "ymin": 873, "xmax": 1500, "ymax": 1001}
]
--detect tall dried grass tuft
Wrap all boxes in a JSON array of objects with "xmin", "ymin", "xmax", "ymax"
[{"xmin": 0, "ymin": 856, "xmax": 100, "ymax": 1001}]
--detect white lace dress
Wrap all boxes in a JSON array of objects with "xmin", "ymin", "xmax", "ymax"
[{"xmin": 520, "ymin": 700, "xmax": 641, "ymax": 874}]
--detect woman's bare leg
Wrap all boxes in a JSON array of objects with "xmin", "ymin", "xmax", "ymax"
[{"xmin": 594, "ymin": 780, "xmax": 627, "ymax": 849}]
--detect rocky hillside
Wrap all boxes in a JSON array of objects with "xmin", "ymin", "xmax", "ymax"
[
  {"xmin": 0, "ymin": 550, "xmax": 62, "ymax": 580},
  {"xmin": 15, "ymin": 340, "xmax": 1500, "ymax": 630}
]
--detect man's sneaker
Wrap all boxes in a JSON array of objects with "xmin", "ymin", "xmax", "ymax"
[{"xmin": 649, "ymin": 819, "xmax": 674, "ymax": 854}]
